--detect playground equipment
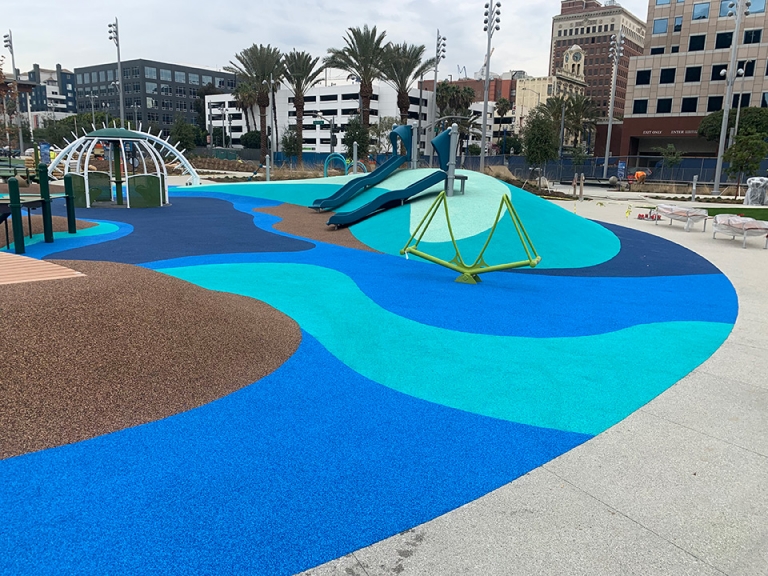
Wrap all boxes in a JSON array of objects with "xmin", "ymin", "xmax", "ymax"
[
  {"xmin": 326, "ymin": 124, "xmax": 465, "ymax": 229},
  {"xmin": 323, "ymin": 153, "xmax": 367, "ymax": 178},
  {"xmin": 312, "ymin": 124, "xmax": 416, "ymax": 211},
  {"xmin": 400, "ymin": 188, "xmax": 541, "ymax": 284},
  {"xmin": 47, "ymin": 126, "xmax": 201, "ymax": 208}
]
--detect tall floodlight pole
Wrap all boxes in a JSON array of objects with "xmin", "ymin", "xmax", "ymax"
[
  {"xmin": 428, "ymin": 30, "xmax": 446, "ymax": 167},
  {"xmin": 714, "ymin": 0, "xmax": 750, "ymax": 194},
  {"xmin": 480, "ymin": 2, "xmax": 501, "ymax": 172},
  {"xmin": 108, "ymin": 18, "xmax": 125, "ymax": 128},
  {"xmin": 3, "ymin": 30, "xmax": 24, "ymax": 154},
  {"xmin": 602, "ymin": 31, "xmax": 624, "ymax": 179}
]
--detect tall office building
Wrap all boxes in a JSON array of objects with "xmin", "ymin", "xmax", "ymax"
[
  {"xmin": 550, "ymin": 0, "xmax": 646, "ymax": 117},
  {"xmin": 74, "ymin": 59, "xmax": 236, "ymax": 136},
  {"xmin": 620, "ymin": 0, "xmax": 768, "ymax": 156}
]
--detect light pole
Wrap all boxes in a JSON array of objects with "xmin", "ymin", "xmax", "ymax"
[
  {"xmin": 312, "ymin": 112, "xmax": 335, "ymax": 153},
  {"xmin": 602, "ymin": 31, "xmax": 624, "ymax": 179},
  {"xmin": 87, "ymin": 93, "xmax": 98, "ymax": 125},
  {"xmin": 519, "ymin": 87, "xmax": 540, "ymax": 131},
  {"xmin": 428, "ymin": 30, "xmax": 446, "ymax": 167},
  {"xmin": 727, "ymin": 64, "xmax": 749, "ymax": 148},
  {"xmin": 480, "ymin": 2, "xmax": 501, "ymax": 172},
  {"xmin": 714, "ymin": 0, "xmax": 750, "ymax": 194},
  {"xmin": 107, "ymin": 18, "xmax": 125, "ymax": 128},
  {"xmin": 3, "ymin": 30, "xmax": 24, "ymax": 155},
  {"xmin": 263, "ymin": 76, "xmax": 275, "ymax": 166}
]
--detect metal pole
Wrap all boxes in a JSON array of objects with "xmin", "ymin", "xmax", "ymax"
[
  {"xmin": 418, "ymin": 74, "xmax": 424, "ymax": 158},
  {"xmin": 447, "ymin": 123, "xmax": 458, "ymax": 196},
  {"xmin": 4, "ymin": 30, "xmax": 24, "ymax": 155},
  {"xmin": 730, "ymin": 69, "xmax": 747, "ymax": 147},
  {"xmin": 330, "ymin": 117, "xmax": 335, "ymax": 154},
  {"xmin": 353, "ymin": 141, "xmax": 358, "ymax": 174},
  {"xmin": 603, "ymin": 32, "xmax": 623, "ymax": 179},
  {"xmin": 8, "ymin": 176, "xmax": 24, "ymax": 254},
  {"xmin": 269, "ymin": 73, "xmax": 275, "ymax": 167},
  {"xmin": 64, "ymin": 173, "xmax": 77, "ymax": 233},
  {"xmin": 429, "ymin": 30, "xmax": 445, "ymax": 168},
  {"xmin": 714, "ymin": 2, "xmax": 745, "ymax": 195},
  {"xmin": 480, "ymin": 3, "xmax": 501, "ymax": 173},
  {"xmin": 27, "ymin": 87, "xmax": 33, "ymax": 143},
  {"xmin": 37, "ymin": 163, "xmax": 53, "ymax": 243},
  {"xmin": 90, "ymin": 94, "xmax": 96, "ymax": 125}
]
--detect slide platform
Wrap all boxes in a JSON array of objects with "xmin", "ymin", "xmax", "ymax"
[
  {"xmin": 327, "ymin": 170, "xmax": 447, "ymax": 228},
  {"xmin": 312, "ymin": 155, "xmax": 407, "ymax": 211}
]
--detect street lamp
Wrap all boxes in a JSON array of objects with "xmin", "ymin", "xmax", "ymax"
[
  {"xmin": 480, "ymin": 2, "xmax": 501, "ymax": 172},
  {"xmin": 602, "ymin": 31, "xmax": 624, "ymax": 179},
  {"xmin": 262, "ymin": 76, "xmax": 275, "ymax": 165},
  {"xmin": 428, "ymin": 30, "xmax": 446, "ymax": 167},
  {"xmin": 727, "ymin": 63, "xmax": 749, "ymax": 148},
  {"xmin": 312, "ymin": 112, "xmax": 335, "ymax": 153},
  {"xmin": 87, "ymin": 92, "xmax": 99, "ymax": 125},
  {"xmin": 713, "ymin": 0, "xmax": 750, "ymax": 194},
  {"xmin": 3, "ymin": 29, "xmax": 24, "ymax": 155},
  {"xmin": 107, "ymin": 18, "xmax": 125, "ymax": 128}
]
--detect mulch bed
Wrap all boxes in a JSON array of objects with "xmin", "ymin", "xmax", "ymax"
[
  {"xmin": 254, "ymin": 204, "xmax": 380, "ymax": 253},
  {"xmin": 0, "ymin": 260, "xmax": 301, "ymax": 459},
  {"xmin": 0, "ymin": 215, "xmax": 96, "ymax": 249}
]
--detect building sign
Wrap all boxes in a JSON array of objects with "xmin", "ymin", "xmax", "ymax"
[
  {"xmin": 39, "ymin": 143, "xmax": 51, "ymax": 165},
  {"xmin": 617, "ymin": 160, "xmax": 626, "ymax": 179},
  {"xmin": 641, "ymin": 128, "xmax": 699, "ymax": 136}
]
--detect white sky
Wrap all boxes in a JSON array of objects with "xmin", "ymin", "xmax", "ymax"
[{"xmin": 3, "ymin": 0, "xmax": 650, "ymax": 80}]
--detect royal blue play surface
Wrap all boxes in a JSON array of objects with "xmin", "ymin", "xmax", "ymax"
[{"xmin": 0, "ymin": 179, "xmax": 737, "ymax": 575}]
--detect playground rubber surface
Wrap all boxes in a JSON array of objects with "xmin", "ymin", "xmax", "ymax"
[{"xmin": 0, "ymin": 173, "xmax": 737, "ymax": 575}]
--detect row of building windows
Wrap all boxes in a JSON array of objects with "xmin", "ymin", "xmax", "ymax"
[
  {"xmin": 649, "ymin": 29, "xmax": 762, "ymax": 55},
  {"xmin": 633, "ymin": 92, "xmax": 762, "ymax": 114},
  {"xmin": 654, "ymin": 0, "xmax": 766, "ymax": 31},
  {"xmin": 636, "ymin": 59, "xmax": 758, "ymax": 85},
  {"xmin": 76, "ymin": 67, "xmax": 234, "ymax": 89},
  {"xmin": 557, "ymin": 23, "xmax": 616, "ymax": 36}
]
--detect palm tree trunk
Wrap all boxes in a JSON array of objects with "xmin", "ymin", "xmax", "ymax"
[
  {"xmin": 243, "ymin": 107, "xmax": 251, "ymax": 133},
  {"xmin": 272, "ymin": 87, "xmax": 279, "ymax": 154},
  {"xmin": 359, "ymin": 82, "xmax": 373, "ymax": 128},
  {"xmin": 259, "ymin": 105, "xmax": 268, "ymax": 164},
  {"xmin": 295, "ymin": 93, "xmax": 304, "ymax": 168}
]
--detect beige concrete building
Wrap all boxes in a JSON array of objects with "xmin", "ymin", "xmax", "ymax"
[
  {"xmin": 551, "ymin": 0, "xmax": 646, "ymax": 117},
  {"xmin": 515, "ymin": 45, "xmax": 589, "ymax": 131},
  {"xmin": 620, "ymin": 0, "xmax": 768, "ymax": 156}
]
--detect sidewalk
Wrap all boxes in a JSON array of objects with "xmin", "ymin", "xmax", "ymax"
[{"xmin": 303, "ymin": 199, "xmax": 768, "ymax": 576}]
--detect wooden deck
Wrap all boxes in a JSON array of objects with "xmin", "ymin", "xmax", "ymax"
[{"xmin": 0, "ymin": 251, "xmax": 84, "ymax": 286}]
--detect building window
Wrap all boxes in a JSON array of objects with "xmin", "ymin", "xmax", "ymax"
[
  {"xmin": 738, "ymin": 60, "xmax": 755, "ymax": 77},
  {"xmin": 160, "ymin": 69, "xmax": 172, "ymax": 81},
  {"xmin": 685, "ymin": 66, "xmax": 702, "ymax": 81},
  {"xmin": 215, "ymin": 77, "xmax": 224, "ymax": 88},
  {"xmin": 711, "ymin": 64, "xmax": 728, "ymax": 80},
  {"xmin": 656, "ymin": 98, "xmax": 673, "ymax": 113},
  {"xmin": 732, "ymin": 93, "xmax": 750, "ymax": 108},
  {"xmin": 653, "ymin": 18, "xmax": 668, "ymax": 34},
  {"xmin": 76, "ymin": 74, "xmax": 83, "ymax": 85},
  {"xmin": 144, "ymin": 67, "xmax": 157, "ymax": 79},
  {"xmin": 201, "ymin": 75, "xmax": 212, "ymax": 86},
  {"xmin": 744, "ymin": 29, "xmax": 762, "ymax": 44},
  {"xmin": 651, "ymin": 47, "xmax": 665, "ymax": 54},
  {"xmin": 91, "ymin": 72, "xmax": 98, "ymax": 83},
  {"xmin": 715, "ymin": 31, "xmax": 733, "ymax": 48},
  {"xmin": 146, "ymin": 97, "xmax": 158, "ymax": 109},
  {"xmin": 657, "ymin": 0, "xmax": 671, "ymax": 5},
  {"xmin": 751, "ymin": 0, "xmax": 766, "ymax": 12},
  {"xmin": 671, "ymin": 45, "xmax": 680, "ymax": 52},
  {"xmin": 636, "ymin": 70, "xmax": 652, "ymax": 84},
  {"xmin": 681, "ymin": 97, "xmax": 698, "ymax": 112},
  {"xmin": 707, "ymin": 96, "xmax": 723, "ymax": 111},
  {"xmin": 189, "ymin": 88, "xmax": 198, "ymax": 98},
  {"xmin": 762, "ymin": 93, "xmax": 768, "ymax": 107},
  {"xmin": 132, "ymin": 67, "xmax": 140, "ymax": 78},
  {"xmin": 659, "ymin": 68, "xmax": 676, "ymax": 83},
  {"xmin": 160, "ymin": 84, "xmax": 171, "ymax": 96},
  {"xmin": 189, "ymin": 73, "xmax": 200, "ymax": 85},
  {"xmin": 107, "ymin": 69, "xmax": 114, "ymax": 82},
  {"xmin": 692, "ymin": 2, "xmax": 710, "ymax": 19},
  {"xmin": 123, "ymin": 68, "xmax": 130, "ymax": 79},
  {"xmin": 719, "ymin": 0, "xmax": 732, "ymax": 15},
  {"xmin": 98, "ymin": 71, "xmax": 105, "ymax": 82},
  {"xmin": 176, "ymin": 86, "xmax": 187, "ymax": 97},
  {"xmin": 633, "ymin": 99, "xmax": 648, "ymax": 114},
  {"xmin": 145, "ymin": 82, "xmax": 158, "ymax": 95},
  {"xmin": 227, "ymin": 79, "xmax": 235, "ymax": 89},
  {"xmin": 175, "ymin": 71, "xmax": 186, "ymax": 83},
  {"xmin": 558, "ymin": 30, "xmax": 562, "ymax": 36},
  {"xmin": 689, "ymin": 34, "xmax": 706, "ymax": 50}
]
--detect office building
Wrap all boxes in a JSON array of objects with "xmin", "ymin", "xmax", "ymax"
[{"xmin": 74, "ymin": 59, "xmax": 236, "ymax": 135}]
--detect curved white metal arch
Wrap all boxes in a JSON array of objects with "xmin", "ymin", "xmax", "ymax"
[{"xmin": 140, "ymin": 132, "xmax": 200, "ymax": 186}]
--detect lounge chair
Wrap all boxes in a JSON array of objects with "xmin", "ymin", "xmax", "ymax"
[
  {"xmin": 654, "ymin": 204, "xmax": 709, "ymax": 232},
  {"xmin": 712, "ymin": 214, "xmax": 768, "ymax": 249}
]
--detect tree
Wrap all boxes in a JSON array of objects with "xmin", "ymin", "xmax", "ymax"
[
  {"xmin": 325, "ymin": 25, "xmax": 388, "ymax": 129},
  {"xmin": 566, "ymin": 94, "xmax": 599, "ymax": 147},
  {"xmin": 467, "ymin": 143, "xmax": 481, "ymax": 155},
  {"xmin": 282, "ymin": 50, "xmax": 325, "ymax": 167},
  {"xmin": 239, "ymin": 130, "xmax": 261, "ymax": 149},
  {"xmin": 194, "ymin": 82, "xmax": 223, "ymax": 135},
  {"xmin": 225, "ymin": 44, "xmax": 284, "ymax": 163},
  {"xmin": 169, "ymin": 116, "xmax": 198, "ymax": 152},
  {"xmin": 495, "ymin": 97, "xmax": 511, "ymax": 121},
  {"xmin": 281, "ymin": 126, "xmax": 302, "ymax": 160},
  {"xmin": 35, "ymin": 112, "xmax": 110, "ymax": 147},
  {"xmin": 370, "ymin": 116, "xmax": 398, "ymax": 153},
  {"xmin": 523, "ymin": 108, "xmax": 558, "ymax": 188},
  {"xmin": 498, "ymin": 133, "xmax": 523, "ymax": 155},
  {"xmin": 652, "ymin": 143, "xmax": 684, "ymax": 180},
  {"xmin": 698, "ymin": 107, "xmax": 768, "ymax": 141},
  {"xmin": 381, "ymin": 42, "xmax": 435, "ymax": 124},
  {"xmin": 232, "ymin": 81, "xmax": 258, "ymax": 133},
  {"xmin": 723, "ymin": 133, "xmax": 768, "ymax": 196},
  {"xmin": 341, "ymin": 115, "xmax": 371, "ymax": 159}
]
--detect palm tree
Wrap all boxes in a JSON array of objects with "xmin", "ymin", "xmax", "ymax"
[
  {"xmin": 566, "ymin": 94, "xmax": 599, "ymax": 148},
  {"xmin": 225, "ymin": 44, "xmax": 283, "ymax": 163},
  {"xmin": 325, "ymin": 25, "xmax": 388, "ymax": 129},
  {"xmin": 283, "ymin": 50, "xmax": 325, "ymax": 167},
  {"xmin": 381, "ymin": 42, "xmax": 435, "ymax": 124},
  {"xmin": 495, "ymin": 97, "xmax": 511, "ymax": 121},
  {"xmin": 232, "ymin": 80, "xmax": 258, "ymax": 133}
]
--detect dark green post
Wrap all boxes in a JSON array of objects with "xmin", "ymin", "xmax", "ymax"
[
  {"xmin": 113, "ymin": 143, "xmax": 124, "ymax": 205},
  {"xmin": 8, "ymin": 177, "xmax": 25, "ymax": 255},
  {"xmin": 37, "ymin": 163, "xmax": 54, "ymax": 243},
  {"xmin": 64, "ymin": 174, "xmax": 77, "ymax": 234}
]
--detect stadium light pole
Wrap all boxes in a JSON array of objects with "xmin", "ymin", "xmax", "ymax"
[
  {"xmin": 713, "ymin": 0, "xmax": 750, "ymax": 194},
  {"xmin": 3, "ymin": 30, "xmax": 24, "ymax": 154},
  {"xmin": 427, "ymin": 30, "xmax": 446, "ymax": 167},
  {"xmin": 108, "ymin": 18, "xmax": 126, "ymax": 128},
  {"xmin": 480, "ymin": 2, "xmax": 501, "ymax": 172},
  {"xmin": 602, "ymin": 31, "xmax": 624, "ymax": 179}
]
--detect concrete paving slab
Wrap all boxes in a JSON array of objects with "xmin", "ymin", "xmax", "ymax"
[
  {"xmin": 643, "ymin": 371, "xmax": 768, "ymax": 457},
  {"xmin": 698, "ymin": 341, "xmax": 768, "ymax": 389},
  {"xmin": 328, "ymin": 468, "xmax": 726, "ymax": 576},
  {"xmin": 297, "ymin": 554, "xmax": 367, "ymax": 576},
  {"xmin": 544, "ymin": 411, "xmax": 768, "ymax": 576}
]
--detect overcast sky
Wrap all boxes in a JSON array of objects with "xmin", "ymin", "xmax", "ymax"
[{"xmin": 3, "ymin": 0, "xmax": 650, "ymax": 81}]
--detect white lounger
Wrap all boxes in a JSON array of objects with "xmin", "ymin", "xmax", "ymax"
[
  {"xmin": 654, "ymin": 204, "xmax": 709, "ymax": 232},
  {"xmin": 712, "ymin": 214, "xmax": 768, "ymax": 249}
]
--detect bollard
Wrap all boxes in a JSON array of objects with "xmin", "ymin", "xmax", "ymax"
[
  {"xmin": 8, "ymin": 177, "xmax": 25, "ymax": 254},
  {"xmin": 64, "ymin": 174, "xmax": 77, "ymax": 234},
  {"xmin": 353, "ymin": 142, "xmax": 358, "ymax": 174},
  {"xmin": 691, "ymin": 175, "xmax": 698, "ymax": 202},
  {"xmin": 266, "ymin": 156, "xmax": 271, "ymax": 182},
  {"xmin": 579, "ymin": 173, "xmax": 585, "ymax": 202},
  {"xmin": 572, "ymin": 174, "xmax": 577, "ymax": 197},
  {"xmin": 37, "ymin": 163, "xmax": 54, "ymax": 243}
]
